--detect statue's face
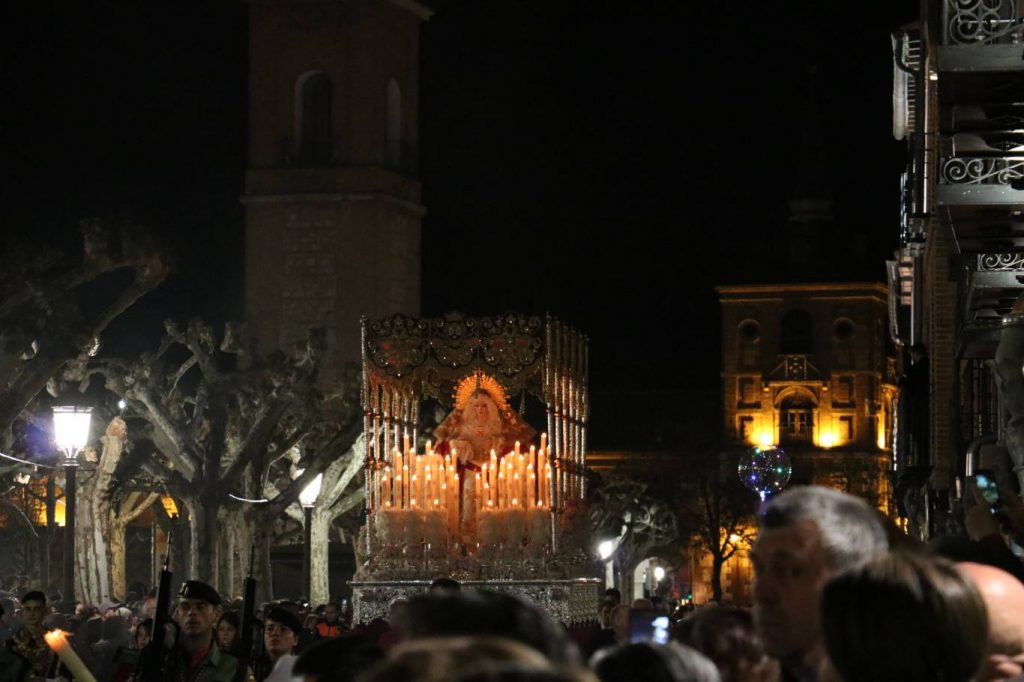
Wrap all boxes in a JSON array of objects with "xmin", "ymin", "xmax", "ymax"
[
  {"xmin": 467, "ymin": 392, "xmax": 498, "ymax": 428},
  {"xmin": 473, "ymin": 395, "xmax": 491, "ymax": 421}
]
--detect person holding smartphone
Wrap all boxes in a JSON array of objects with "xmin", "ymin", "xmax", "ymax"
[{"xmin": 963, "ymin": 478, "xmax": 1024, "ymax": 583}]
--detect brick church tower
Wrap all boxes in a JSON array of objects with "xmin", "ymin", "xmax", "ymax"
[{"xmin": 244, "ymin": 0, "xmax": 430, "ymax": 380}]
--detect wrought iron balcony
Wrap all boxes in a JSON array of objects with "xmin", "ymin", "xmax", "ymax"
[
  {"xmin": 963, "ymin": 253, "xmax": 1024, "ymax": 324},
  {"xmin": 941, "ymin": 156, "xmax": 1024, "ymax": 187},
  {"xmin": 942, "ymin": 0, "xmax": 1023, "ymax": 46},
  {"xmin": 937, "ymin": 0, "xmax": 1024, "ymax": 72}
]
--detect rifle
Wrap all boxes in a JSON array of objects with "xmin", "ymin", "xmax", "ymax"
[
  {"xmin": 233, "ymin": 545, "xmax": 258, "ymax": 682},
  {"xmin": 137, "ymin": 533, "xmax": 175, "ymax": 682}
]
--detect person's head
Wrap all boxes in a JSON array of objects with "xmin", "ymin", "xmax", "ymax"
[
  {"xmin": 324, "ymin": 602, "xmax": 342, "ymax": 624},
  {"xmin": 216, "ymin": 610, "xmax": 240, "ymax": 650},
  {"xmin": 101, "ymin": 615, "xmax": 129, "ymax": 642},
  {"xmin": 403, "ymin": 591, "xmax": 580, "ymax": 666},
  {"xmin": 820, "ymin": 552, "xmax": 988, "ymax": 682},
  {"xmin": 610, "ymin": 605, "xmax": 630, "ymax": 645},
  {"xmin": 136, "ymin": 618, "xmax": 153, "ymax": 649},
  {"xmin": 592, "ymin": 642, "xmax": 721, "ymax": 682},
  {"xmin": 751, "ymin": 486, "xmax": 887, "ymax": 664},
  {"xmin": 676, "ymin": 605, "xmax": 775, "ymax": 682},
  {"xmin": 602, "ymin": 588, "xmax": 621, "ymax": 606},
  {"xmin": 0, "ymin": 597, "xmax": 14, "ymax": 625},
  {"xmin": 429, "ymin": 577, "xmax": 461, "ymax": 595},
  {"xmin": 387, "ymin": 598, "xmax": 409, "ymax": 635},
  {"xmin": 20, "ymin": 590, "xmax": 47, "ymax": 630},
  {"xmin": 957, "ymin": 562, "xmax": 1024, "ymax": 681},
  {"xmin": 43, "ymin": 613, "xmax": 70, "ymax": 632},
  {"xmin": 82, "ymin": 615, "xmax": 104, "ymax": 645},
  {"xmin": 175, "ymin": 581, "xmax": 222, "ymax": 641},
  {"xmin": 264, "ymin": 606, "xmax": 302, "ymax": 661},
  {"xmin": 292, "ymin": 634, "xmax": 384, "ymax": 682},
  {"xmin": 360, "ymin": 636, "xmax": 554, "ymax": 682}
]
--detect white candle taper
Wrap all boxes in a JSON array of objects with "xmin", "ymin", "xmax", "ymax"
[{"xmin": 45, "ymin": 629, "xmax": 97, "ymax": 682}]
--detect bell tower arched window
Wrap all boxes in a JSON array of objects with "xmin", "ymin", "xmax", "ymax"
[{"xmin": 295, "ymin": 72, "xmax": 333, "ymax": 165}]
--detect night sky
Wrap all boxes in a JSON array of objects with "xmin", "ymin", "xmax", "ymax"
[{"xmin": 1, "ymin": 1, "xmax": 919, "ymax": 448}]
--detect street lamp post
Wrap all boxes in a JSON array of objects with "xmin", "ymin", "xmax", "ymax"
[
  {"xmin": 52, "ymin": 406, "xmax": 92, "ymax": 606},
  {"xmin": 299, "ymin": 474, "xmax": 323, "ymax": 600}
]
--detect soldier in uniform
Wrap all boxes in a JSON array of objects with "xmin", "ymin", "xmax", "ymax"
[
  {"xmin": 163, "ymin": 581, "xmax": 240, "ymax": 682},
  {"xmin": 5, "ymin": 591, "xmax": 54, "ymax": 682}
]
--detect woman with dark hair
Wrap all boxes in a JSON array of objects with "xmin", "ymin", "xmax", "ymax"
[
  {"xmin": 217, "ymin": 610, "xmax": 240, "ymax": 651},
  {"xmin": 675, "ymin": 605, "xmax": 777, "ymax": 682},
  {"xmin": 820, "ymin": 552, "xmax": 988, "ymax": 682}
]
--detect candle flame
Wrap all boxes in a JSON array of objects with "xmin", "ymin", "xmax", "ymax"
[{"xmin": 44, "ymin": 629, "xmax": 69, "ymax": 648}]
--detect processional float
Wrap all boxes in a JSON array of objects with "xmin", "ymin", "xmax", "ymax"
[{"xmin": 350, "ymin": 313, "xmax": 600, "ymax": 624}]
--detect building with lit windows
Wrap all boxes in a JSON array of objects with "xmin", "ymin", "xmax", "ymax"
[{"xmin": 718, "ymin": 282, "xmax": 897, "ymax": 512}]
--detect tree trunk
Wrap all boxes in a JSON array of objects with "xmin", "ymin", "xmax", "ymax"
[
  {"xmin": 711, "ymin": 554, "xmax": 724, "ymax": 602},
  {"xmin": 107, "ymin": 493, "xmax": 161, "ymax": 600},
  {"xmin": 309, "ymin": 506, "xmax": 332, "ymax": 606},
  {"xmin": 186, "ymin": 498, "xmax": 202, "ymax": 579},
  {"xmin": 109, "ymin": 521, "xmax": 127, "ymax": 600},
  {"xmin": 75, "ymin": 469, "xmax": 112, "ymax": 605},
  {"xmin": 190, "ymin": 491, "xmax": 221, "ymax": 584}
]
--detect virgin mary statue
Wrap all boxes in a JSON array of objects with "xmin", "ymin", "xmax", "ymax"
[{"xmin": 434, "ymin": 371, "xmax": 535, "ymax": 540}]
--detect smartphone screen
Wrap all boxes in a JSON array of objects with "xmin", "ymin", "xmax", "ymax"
[
  {"xmin": 974, "ymin": 471, "xmax": 1000, "ymax": 508},
  {"xmin": 628, "ymin": 609, "xmax": 671, "ymax": 644}
]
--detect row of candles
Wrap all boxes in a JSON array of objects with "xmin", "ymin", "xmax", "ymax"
[
  {"xmin": 477, "ymin": 440, "xmax": 553, "ymax": 511},
  {"xmin": 376, "ymin": 436, "xmax": 555, "ymax": 512}
]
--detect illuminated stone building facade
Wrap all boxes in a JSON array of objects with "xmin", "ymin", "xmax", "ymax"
[{"xmin": 718, "ymin": 282, "xmax": 897, "ymax": 512}]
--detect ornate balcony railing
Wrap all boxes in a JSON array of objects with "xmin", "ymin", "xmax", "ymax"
[
  {"xmin": 978, "ymin": 252, "xmax": 1024, "ymax": 270},
  {"xmin": 941, "ymin": 156, "xmax": 1024, "ymax": 185},
  {"xmin": 942, "ymin": 0, "xmax": 1024, "ymax": 46}
]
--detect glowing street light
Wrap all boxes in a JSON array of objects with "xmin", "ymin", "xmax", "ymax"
[
  {"xmin": 53, "ymin": 405, "xmax": 92, "ymax": 603},
  {"xmin": 598, "ymin": 539, "xmax": 616, "ymax": 561}
]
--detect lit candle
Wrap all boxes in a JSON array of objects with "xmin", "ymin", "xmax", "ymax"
[
  {"xmin": 540, "ymin": 433, "xmax": 547, "ymax": 452},
  {"xmin": 515, "ymin": 440, "xmax": 521, "ymax": 455},
  {"xmin": 45, "ymin": 630, "xmax": 97, "ymax": 682}
]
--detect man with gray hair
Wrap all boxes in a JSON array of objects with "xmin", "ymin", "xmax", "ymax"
[{"xmin": 750, "ymin": 486, "xmax": 888, "ymax": 682}]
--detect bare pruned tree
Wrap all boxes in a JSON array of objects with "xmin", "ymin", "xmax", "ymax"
[{"xmin": 87, "ymin": 319, "xmax": 362, "ymax": 598}]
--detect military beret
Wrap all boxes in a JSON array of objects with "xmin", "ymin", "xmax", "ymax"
[
  {"xmin": 264, "ymin": 606, "xmax": 302, "ymax": 635},
  {"xmin": 178, "ymin": 580, "xmax": 221, "ymax": 606}
]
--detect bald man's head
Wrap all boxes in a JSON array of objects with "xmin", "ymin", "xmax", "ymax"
[{"xmin": 959, "ymin": 562, "xmax": 1024, "ymax": 681}]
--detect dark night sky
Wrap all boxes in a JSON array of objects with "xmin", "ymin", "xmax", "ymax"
[{"xmin": 0, "ymin": 1, "xmax": 919, "ymax": 447}]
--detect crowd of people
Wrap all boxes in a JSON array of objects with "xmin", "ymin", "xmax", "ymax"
[{"xmin": 1, "ymin": 484, "xmax": 1023, "ymax": 681}]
